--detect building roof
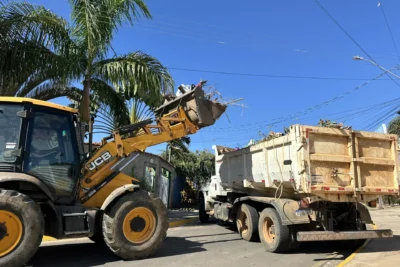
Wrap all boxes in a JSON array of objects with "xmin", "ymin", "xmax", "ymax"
[{"xmin": 0, "ymin": 97, "xmax": 77, "ymax": 113}]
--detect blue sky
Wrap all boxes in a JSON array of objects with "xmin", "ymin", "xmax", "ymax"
[{"xmin": 28, "ymin": 0, "xmax": 400, "ymax": 154}]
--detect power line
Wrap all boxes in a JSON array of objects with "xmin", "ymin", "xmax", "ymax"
[
  {"xmin": 378, "ymin": 1, "xmax": 400, "ymax": 62},
  {"xmin": 202, "ymin": 68, "xmax": 395, "ymax": 132},
  {"xmin": 167, "ymin": 66, "xmax": 400, "ymax": 80},
  {"xmin": 4, "ymin": 45, "xmax": 399, "ymax": 81},
  {"xmin": 313, "ymin": 0, "xmax": 400, "ymax": 88}
]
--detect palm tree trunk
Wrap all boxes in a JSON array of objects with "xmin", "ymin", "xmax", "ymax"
[
  {"xmin": 82, "ymin": 78, "xmax": 92, "ymax": 151},
  {"xmin": 82, "ymin": 78, "xmax": 91, "ymax": 122}
]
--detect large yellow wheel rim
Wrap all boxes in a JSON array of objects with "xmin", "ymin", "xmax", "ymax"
[
  {"xmin": 236, "ymin": 209, "xmax": 248, "ymax": 236},
  {"xmin": 0, "ymin": 210, "xmax": 23, "ymax": 257},
  {"xmin": 123, "ymin": 207, "xmax": 156, "ymax": 244},
  {"xmin": 262, "ymin": 216, "xmax": 276, "ymax": 244}
]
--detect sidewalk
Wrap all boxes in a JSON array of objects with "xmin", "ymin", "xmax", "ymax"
[
  {"xmin": 344, "ymin": 206, "xmax": 400, "ymax": 267},
  {"xmin": 168, "ymin": 209, "xmax": 198, "ymax": 221}
]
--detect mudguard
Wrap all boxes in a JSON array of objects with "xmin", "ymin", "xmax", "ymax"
[
  {"xmin": 233, "ymin": 196, "xmax": 312, "ymax": 225},
  {"xmin": 100, "ymin": 184, "xmax": 139, "ymax": 210},
  {"xmin": 0, "ymin": 172, "xmax": 54, "ymax": 201}
]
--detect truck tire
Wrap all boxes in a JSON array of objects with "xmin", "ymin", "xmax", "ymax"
[
  {"xmin": 0, "ymin": 189, "xmax": 44, "ymax": 267},
  {"xmin": 199, "ymin": 195, "xmax": 209, "ymax": 223},
  {"xmin": 102, "ymin": 190, "xmax": 168, "ymax": 260},
  {"xmin": 236, "ymin": 204, "xmax": 259, "ymax": 242},
  {"xmin": 258, "ymin": 207, "xmax": 290, "ymax": 253}
]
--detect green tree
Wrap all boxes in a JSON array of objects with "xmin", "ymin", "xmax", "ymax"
[
  {"xmin": 161, "ymin": 149, "xmax": 215, "ymax": 187},
  {"xmin": 388, "ymin": 111, "xmax": 400, "ymax": 135},
  {"xmin": 0, "ymin": 0, "xmax": 173, "ymax": 123}
]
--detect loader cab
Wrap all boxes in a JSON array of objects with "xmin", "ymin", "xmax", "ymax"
[{"xmin": 0, "ymin": 98, "xmax": 84, "ymax": 204}]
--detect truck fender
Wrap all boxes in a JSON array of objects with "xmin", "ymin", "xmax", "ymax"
[
  {"xmin": 100, "ymin": 184, "xmax": 139, "ymax": 211},
  {"xmin": 356, "ymin": 203, "xmax": 373, "ymax": 224},
  {"xmin": 0, "ymin": 172, "xmax": 54, "ymax": 201}
]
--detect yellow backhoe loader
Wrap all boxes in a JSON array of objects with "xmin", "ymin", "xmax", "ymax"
[{"xmin": 0, "ymin": 81, "xmax": 227, "ymax": 267}]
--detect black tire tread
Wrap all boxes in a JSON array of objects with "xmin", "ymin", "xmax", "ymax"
[
  {"xmin": 237, "ymin": 203, "xmax": 259, "ymax": 242},
  {"xmin": 258, "ymin": 207, "xmax": 290, "ymax": 253},
  {"xmin": 0, "ymin": 189, "xmax": 44, "ymax": 267},
  {"xmin": 199, "ymin": 196, "xmax": 209, "ymax": 223},
  {"xmin": 102, "ymin": 190, "xmax": 168, "ymax": 260}
]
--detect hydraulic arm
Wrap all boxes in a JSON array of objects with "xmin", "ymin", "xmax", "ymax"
[{"xmin": 80, "ymin": 81, "xmax": 227, "ymax": 203}]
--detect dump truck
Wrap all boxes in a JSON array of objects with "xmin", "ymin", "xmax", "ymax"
[
  {"xmin": 0, "ymin": 81, "xmax": 227, "ymax": 267},
  {"xmin": 198, "ymin": 124, "xmax": 398, "ymax": 252}
]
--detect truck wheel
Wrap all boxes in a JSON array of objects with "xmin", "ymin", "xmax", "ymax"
[
  {"xmin": 0, "ymin": 189, "xmax": 44, "ymax": 267},
  {"xmin": 236, "ymin": 204, "xmax": 259, "ymax": 242},
  {"xmin": 258, "ymin": 208, "xmax": 290, "ymax": 253},
  {"xmin": 199, "ymin": 195, "xmax": 209, "ymax": 223},
  {"xmin": 102, "ymin": 190, "xmax": 168, "ymax": 260}
]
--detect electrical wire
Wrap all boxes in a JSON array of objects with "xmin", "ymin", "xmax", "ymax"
[
  {"xmin": 313, "ymin": 0, "xmax": 400, "ymax": 88},
  {"xmin": 378, "ymin": 1, "xmax": 400, "ymax": 62},
  {"xmin": 202, "ymin": 68, "xmax": 395, "ymax": 132}
]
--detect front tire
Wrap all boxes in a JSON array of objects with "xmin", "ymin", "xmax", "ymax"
[
  {"xmin": 102, "ymin": 190, "xmax": 168, "ymax": 260},
  {"xmin": 199, "ymin": 195, "xmax": 209, "ymax": 223},
  {"xmin": 0, "ymin": 189, "xmax": 44, "ymax": 267}
]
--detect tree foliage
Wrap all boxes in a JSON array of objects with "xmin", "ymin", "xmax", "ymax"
[
  {"xmin": 388, "ymin": 112, "xmax": 400, "ymax": 136},
  {"xmin": 0, "ymin": 0, "xmax": 173, "ymax": 123},
  {"xmin": 161, "ymin": 149, "xmax": 215, "ymax": 187}
]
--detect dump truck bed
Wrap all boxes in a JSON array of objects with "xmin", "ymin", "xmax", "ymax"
[{"xmin": 213, "ymin": 124, "xmax": 400, "ymax": 203}]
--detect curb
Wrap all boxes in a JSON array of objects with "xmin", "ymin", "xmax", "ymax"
[
  {"xmin": 42, "ymin": 217, "xmax": 199, "ymax": 243},
  {"xmin": 169, "ymin": 217, "xmax": 198, "ymax": 228},
  {"xmin": 336, "ymin": 224, "xmax": 378, "ymax": 267}
]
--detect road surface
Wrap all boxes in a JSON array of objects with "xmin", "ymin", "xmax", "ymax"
[{"xmin": 28, "ymin": 220, "xmax": 351, "ymax": 267}]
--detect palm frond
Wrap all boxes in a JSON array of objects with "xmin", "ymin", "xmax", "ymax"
[
  {"xmin": 94, "ymin": 51, "xmax": 174, "ymax": 107},
  {"xmin": 25, "ymin": 82, "xmax": 81, "ymax": 101},
  {"xmin": 91, "ymin": 79, "xmax": 130, "ymax": 126},
  {"xmin": 0, "ymin": 1, "xmax": 82, "ymax": 90},
  {"xmin": 69, "ymin": 0, "xmax": 150, "ymax": 57},
  {"xmin": 129, "ymin": 98, "xmax": 154, "ymax": 123}
]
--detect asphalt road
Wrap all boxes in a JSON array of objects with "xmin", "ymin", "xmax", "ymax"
[{"xmin": 27, "ymin": 220, "xmax": 352, "ymax": 267}]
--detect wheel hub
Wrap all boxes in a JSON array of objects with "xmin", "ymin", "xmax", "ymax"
[
  {"xmin": 237, "ymin": 210, "xmax": 248, "ymax": 235},
  {"xmin": 0, "ymin": 210, "xmax": 23, "ymax": 257},
  {"xmin": 0, "ymin": 222, "xmax": 7, "ymax": 240},
  {"xmin": 263, "ymin": 217, "xmax": 276, "ymax": 243},
  {"xmin": 123, "ymin": 207, "xmax": 156, "ymax": 244},
  {"xmin": 130, "ymin": 217, "xmax": 146, "ymax": 232}
]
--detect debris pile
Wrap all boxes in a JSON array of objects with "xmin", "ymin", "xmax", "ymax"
[{"xmin": 318, "ymin": 119, "xmax": 352, "ymax": 130}]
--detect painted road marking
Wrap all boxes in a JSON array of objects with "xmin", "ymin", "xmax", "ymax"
[{"xmin": 336, "ymin": 224, "xmax": 378, "ymax": 267}]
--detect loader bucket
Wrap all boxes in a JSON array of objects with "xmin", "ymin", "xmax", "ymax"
[{"xmin": 155, "ymin": 81, "xmax": 227, "ymax": 129}]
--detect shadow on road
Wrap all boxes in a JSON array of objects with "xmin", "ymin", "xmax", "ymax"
[
  {"xmin": 358, "ymin": 235, "xmax": 400, "ymax": 253},
  {"xmin": 28, "ymin": 235, "xmax": 209, "ymax": 267}
]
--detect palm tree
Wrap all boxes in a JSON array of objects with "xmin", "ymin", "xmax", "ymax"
[
  {"xmin": 0, "ymin": 0, "xmax": 173, "ymax": 124},
  {"xmin": 388, "ymin": 111, "xmax": 400, "ymax": 135}
]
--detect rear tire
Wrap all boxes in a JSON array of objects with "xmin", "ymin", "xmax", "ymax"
[
  {"xmin": 236, "ymin": 204, "xmax": 259, "ymax": 242},
  {"xmin": 199, "ymin": 195, "xmax": 209, "ymax": 223},
  {"xmin": 0, "ymin": 189, "xmax": 44, "ymax": 267},
  {"xmin": 258, "ymin": 208, "xmax": 290, "ymax": 253},
  {"xmin": 102, "ymin": 190, "xmax": 168, "ymax": 260}
]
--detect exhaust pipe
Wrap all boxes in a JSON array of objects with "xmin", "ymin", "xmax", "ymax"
[{"xmin": 155, "ymin": 81, "xmax": 227, "ymax": 129}]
